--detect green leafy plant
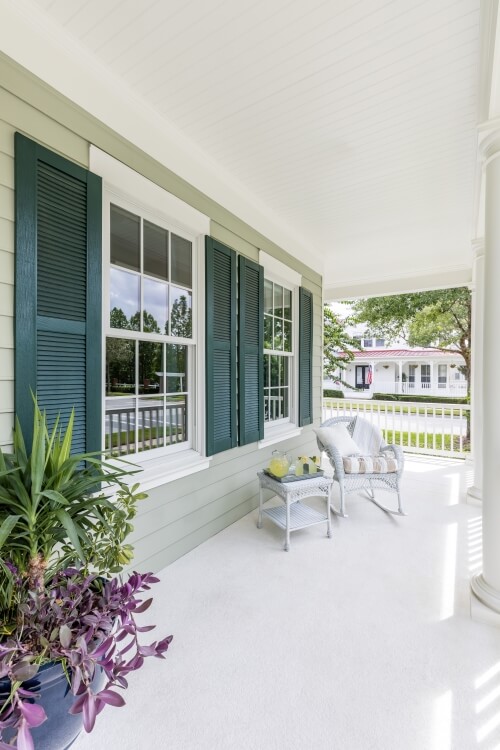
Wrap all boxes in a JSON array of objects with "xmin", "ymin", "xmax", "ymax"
[{"xmin": 0, "ymin": 401, "xmax": 172, "ymax": 749}]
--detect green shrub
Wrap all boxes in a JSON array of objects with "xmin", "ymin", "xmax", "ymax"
[{"xmin": 323, "ymin": 389, "xmax": 344, "ymax": 398}]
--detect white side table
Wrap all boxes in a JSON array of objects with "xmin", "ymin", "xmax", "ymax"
[{"xmin": 257, "ymin": 471, "xmax": 333, "ymax": 551}]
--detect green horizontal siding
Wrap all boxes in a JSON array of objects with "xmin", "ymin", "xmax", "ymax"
[{"xmin": 1, "ymin": 54, "xmax": 323, "ymax": 569}]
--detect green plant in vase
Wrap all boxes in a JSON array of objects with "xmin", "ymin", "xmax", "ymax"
[{"xmin": 0, "ymin": 401, "xmax": 172, "ymax": 749}]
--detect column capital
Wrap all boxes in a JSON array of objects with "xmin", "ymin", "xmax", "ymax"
[{"xmin": 479, "ymin": 128, "xmax": 500, "ymax": 164}]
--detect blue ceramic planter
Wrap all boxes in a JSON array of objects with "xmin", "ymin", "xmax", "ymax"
[{"xmin": 0, "ymin": 661, "xmax": 104, "ymax": 750}]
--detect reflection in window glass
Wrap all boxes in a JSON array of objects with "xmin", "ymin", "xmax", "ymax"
[
  {"xmin": 264, "ymin": 315, "xmax": 273, "ymax": 350},
  {"xmin": 137, "ymin": 396, "xmax": 165, "ymax": 452},
  {"xmin": 283, "ymin": 320, "xmax": 292, "ymax": 352},
  {"xmin": 273, "ymin": 284, "xmax": 283, "ymax": 317},
  {"xmin": 166, "ymin": 396, "xmax": 188, "ymax": 444},
  {"xmin": 106, "ymin": 338, "xmax": 136, "ymax": 396},
  {"xmin": 165, "ymin": 344, "xmax": 188, "ymax": 393},
  {"xmin": 139, "ymin": 340, "xmax": 162, "ymax": 394},
  {"xmin": 264, "ymin": 280, "xmax": 273, "ymax": 314},
  {"xmin": 274, "ymin": 318, "xmax": 283, "ymax": 351},
  {"xmin": 144, "ymin": 221, "xmax": 168, "ymax": 280},
  {"xmin": 283, "ymin": 288, "xmax": 292, "ymax": 320},
  {"xmin": 143, "ymin": 277, "xmax": 168, "ymax": 333},
  {"xmin": 170, "ymin": 288, "xmax": 192, "ymax": 338},
  {"xmin": 171, "ymin": 234, "xmax": 192, "ymax": 288},
  {"xmin": 111, "ymin": 204, "xmax": 140, "ymax": 271},
  {"xmin": 110, "ymin": 268, "xmax": 140, "ymax": 330}
]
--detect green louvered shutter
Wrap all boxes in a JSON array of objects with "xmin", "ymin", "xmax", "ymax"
[
  {"xmin": 298, "ymin": 287, "xmax": 313, "ymax": 427},
  {"xmin": 205, "ymin": 237, "xmax": 237, "ymax": 455},
  {"xmin": 238, "ymin": 256, "xmax": 264, "ymax": 445},
  {"xmin": 15, "ymin": 133, "xmax": 102, "ymax": 453}
]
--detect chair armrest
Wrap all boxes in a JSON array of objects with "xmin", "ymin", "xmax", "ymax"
[
  {"xmin": 382, "ymin": 443, "xmax": 404, "ymax": 473},
  {"xmin": 316, "ymin": 437, "xmax": 345, "ymax": 479}
]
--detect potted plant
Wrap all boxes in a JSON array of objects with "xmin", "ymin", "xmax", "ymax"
[{"xmin": 0, "ymin": 402, "xmax": 172, "ymax": 750}]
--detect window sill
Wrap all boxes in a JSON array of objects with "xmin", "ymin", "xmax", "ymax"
[
  {"xmin": 258, "ymin": 424, "xmax": 303, "ymax": 449},
  {"xmin": 113, "ymin": 450, "xmax": 211, "ymax": 492}
]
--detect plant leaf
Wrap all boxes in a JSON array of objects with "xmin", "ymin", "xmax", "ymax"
[
  {"xmin": 55, "ymin": 510, "xmax": 85, "ymax": 562},
  {"xmin": 0, "ymin": 515, "xmax": 20, "ymax": 549}
]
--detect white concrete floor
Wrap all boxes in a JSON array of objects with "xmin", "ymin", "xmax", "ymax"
[{"xmin": 75, "ymin": 456, "xmax": 500, "ymax": 750}]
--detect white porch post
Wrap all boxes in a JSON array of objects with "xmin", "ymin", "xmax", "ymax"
[
  {"xmin": 471, "ymin": 132, "xmax": 500, "ymax": 612},
  {"xmin": 429, "ymin": 361, "xmax": 434, "ymax": 395},
  {"xmin": 398, "ymin": 361, "xmax": 403, "ymax": 394},
  {"xmin": 467, "ymin": 239, "xmax": 485, "ymax": 503}
]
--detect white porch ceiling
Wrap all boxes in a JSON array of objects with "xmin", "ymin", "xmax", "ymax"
[{"xmin": 8, "ymin": 0, "xmax": 481, "ymax": 296}]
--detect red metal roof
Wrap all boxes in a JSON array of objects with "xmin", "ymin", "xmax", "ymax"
[{"xmin": 351, "ymin": 349, "xmax": 463, "ymax": 359}]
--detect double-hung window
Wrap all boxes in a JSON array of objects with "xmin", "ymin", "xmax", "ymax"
[
  {"xmin": 263, "ymin": 279, "xmax": 293, "ymax": 424},
  {"xmin": 104, "ymin": 197, "xmax": 196, "ymax": 458}
]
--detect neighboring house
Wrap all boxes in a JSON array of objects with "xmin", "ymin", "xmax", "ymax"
[
  {"xmin": 324, "ymin": 331, "xmax": 467, "ymax": 398},
  {"xmin": 0, "ymin": 58, "xmax": 321, "ymax": 574}
]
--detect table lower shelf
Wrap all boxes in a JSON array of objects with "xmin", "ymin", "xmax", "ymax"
[{"xmin": 263, "ymin": 501, "xmax": 328, "ymax": 531}]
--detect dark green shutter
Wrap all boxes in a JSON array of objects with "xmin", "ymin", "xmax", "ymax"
[
  {"xmin": 205, "ymin": 237, "xmax": 237, "ymax": 455},
  {"xmin": 15, "ymin": 133, "xmax": 102, "ymax": 453},
  {"xmin": 238, "ymin": 256, "xmax": 264, "ymax": 445},
  {"xmin": 299, "ymin": 287, "xmax": 313, "ymax": 427}
]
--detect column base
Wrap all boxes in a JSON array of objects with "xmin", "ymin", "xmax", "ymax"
[
  {"xmin": 467, "ymin": 485, "xmax": 482, "ymax": 505},
  {"xmin": 471, "ymin": 574, "xmax": 500, "ymax": 616}
]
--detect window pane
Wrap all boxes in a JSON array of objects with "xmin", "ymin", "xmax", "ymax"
[
  {"xmin": 270, "ymin": 355, "xmax": 280, "ymax": 387},
  {"xmin": 143, "ymin": 277, "xmax": 168, "ymax": 333},
  {"xmin": 363, "ymin": 338, "xmax": 373, "ymax": 347},
  {"xmin": 283, "ymin": 320, "xmax": 292, "ymax": 352},
  {"xmin": 144, "ymin": 220, "xmax": 168, "ymax": 281},
  {"xmin": 273, "ymin": 284, "xmax": 283, "ymax": 317},
  {"xmin": 166, "ymin": 344, "xmax": 188, "ymax": 394},
  {"xmin": 139, "ymin": 340, "xmax": 162, "ymax": 394},
  {"xmin": 270, "ymin": 388, "xmax": 280, "ymax": 419},
  {"xmin": 105, "ymin": 338, "xmax": 136, "ymax": 455},
  {"xmin": 171, "ymin": 234, "xmax": 192, "ymax": 288},
  {"xmin": 111, "ymin": 204, "xmax": 140, "ymax": 272},
  {"xmin": 137, "ymin": 396, "xmax": 165, "ymax": 452},
  {"xmin": 274, "ymin": 318, "xmax": 283, "ymax": 350},
  {"xmin": 105, "ymin": 337, "xmax": 136, "ymax": 395},
  {"xmin": 264, "ymin": 315, "xmax": 273, "ymax": 349},
  {"xmin": 170, "ymin": 287, "xmax": 192, "ymax": 338},
  {"xmin": 280, "ymin": 356, "xmax": 288, "ymax": 387},
  {"xmin": 282, "ymin": 388, "xmax": 289, "ymax": 418},
  {"xmin": 376, "ymin": 338, "xmax": 384, "ymax": 347},
  {"xmin": 166, "ymin": 396, "xmax": 187, "ymax": 444},
  {"xmin": 110, "ymin": 268, "xmax": 140, "ymax": 330},
  {"xmin": 264, "ymin": 279, "xmax": 273, "ymax": 315},
  {"xmin": 264, "ymin": 355, "xmax": 270, "ymax": 387},
  {"xmin": 283, "ymin": 288, "xmax": 292, "ymax": 320}
]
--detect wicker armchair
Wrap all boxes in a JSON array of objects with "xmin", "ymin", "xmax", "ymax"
[{"xmin": 316, "ymin": 416, "xmax": 405, "ymax": 518}]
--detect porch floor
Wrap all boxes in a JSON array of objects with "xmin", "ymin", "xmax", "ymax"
[{"xmin": 74, "ymin": 457, "xmax": 500, "ymax": 750}]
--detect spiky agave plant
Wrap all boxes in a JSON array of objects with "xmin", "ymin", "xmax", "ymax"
[{"xmin": 0, "ymin": 402, "xmax": 146, "ymax": 628}]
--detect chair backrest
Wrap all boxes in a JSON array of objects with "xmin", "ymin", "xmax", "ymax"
[{"xmin": 320, "ymin": 415, "xmax": 385, "ymax": 454}]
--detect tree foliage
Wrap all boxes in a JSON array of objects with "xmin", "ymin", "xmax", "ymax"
[
  {"xmin": 349, "ymin": 288, "xmax": 472, "ymax": 385},
  {"xmin": 323, "ymin": 305, "xmax": 361, "ymax": 388}
]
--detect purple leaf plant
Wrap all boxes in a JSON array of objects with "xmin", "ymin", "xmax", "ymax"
[{"xmin": 0, "ymin": 569, "xmax": 172, "ymax": 749}]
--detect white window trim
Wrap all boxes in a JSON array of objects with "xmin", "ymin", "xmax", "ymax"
[
  {"xmin": 258, "ymin": 251, "xmax": 302, "ymax": 449},
  {"xmin": 90, "ymin": 147, "xmax": 211, "ymax": 484}
]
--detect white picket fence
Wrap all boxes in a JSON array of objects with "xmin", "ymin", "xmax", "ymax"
[{"xmin": 322, "ymin": 398, "xmax": 470, "ymax": 459}]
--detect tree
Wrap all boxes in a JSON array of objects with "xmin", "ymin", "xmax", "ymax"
[
  {"xmin": 323, "ymin": 305, "xmax": 362, "ymax": 388},
  {"xmin": 170, "ymin": 295, "xmax": 192, "ymax": 338},
  {"xmin": 349, "ymin": 288, "xmax": 472, "ymax": 389}
]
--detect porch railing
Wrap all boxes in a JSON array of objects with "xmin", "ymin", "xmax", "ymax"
[
  {"xmin": 105, "ymin": 401, "xmax": 186, "ymax": 456},
  {"xmin": 374, "ymin": 381, "xmax": 468, "ymax": 397},
  {"xmin": 322, "ymin": 398, "xmax": 470, "ymax": 458}
]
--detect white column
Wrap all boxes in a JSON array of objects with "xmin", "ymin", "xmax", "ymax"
[
  {"xmin": 471, "ymin": 132, "xmax": 500, "ymax": 612},
  {"xmin": 467, "ymin": 239, "xmax": 485, "ymax": 502},
  {"xmin": 398, "ymin": 361, "xmax": 403, "ymax": 394},
  {"xmin": 429, "ymin": 361, "xmax": 434, "ymax": 396}
]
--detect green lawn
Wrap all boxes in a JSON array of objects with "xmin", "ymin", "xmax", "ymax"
[{"xmin": 382, "ymin": 429, "xmax": 470, "ymax": 453}]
